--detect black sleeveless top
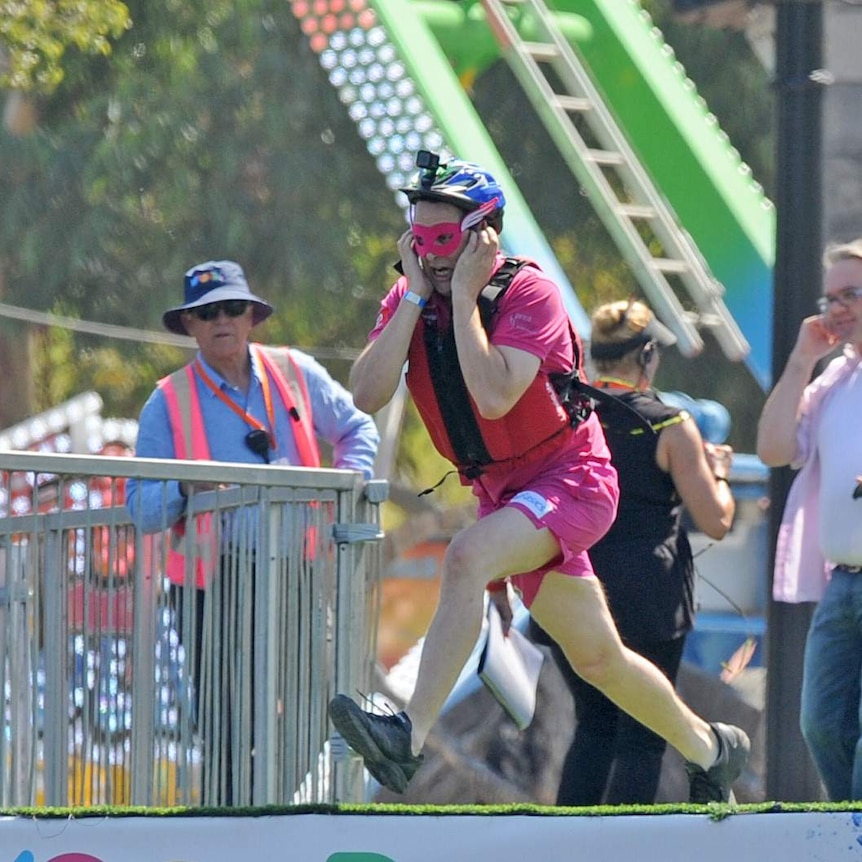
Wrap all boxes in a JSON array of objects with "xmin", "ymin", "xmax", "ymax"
[{"xmin": 589, "ymin": 388, "xmax": 695, "ymax": 644}]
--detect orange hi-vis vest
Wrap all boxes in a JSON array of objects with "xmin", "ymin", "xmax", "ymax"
[{"xmin": 159, "ymin": 344, "xmax": 321, "ymax": 587}]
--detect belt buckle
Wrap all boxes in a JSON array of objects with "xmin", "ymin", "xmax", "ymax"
[{"xmin": 835, "ymin": 564, "xmax": 862, "ymax": 574}]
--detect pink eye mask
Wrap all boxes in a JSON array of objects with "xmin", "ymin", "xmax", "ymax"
[
  {"xmin": 411, "ymin": 197, "xmax": 500, "ymax": 258},
  {"xmin": 412, "ymin": 220, "xmax": 463, "ymax": 258}
]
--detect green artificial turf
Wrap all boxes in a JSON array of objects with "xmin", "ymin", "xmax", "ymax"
[{"xmin": 5, "ymin": 800, "xmax": 862, "ymax": 822}]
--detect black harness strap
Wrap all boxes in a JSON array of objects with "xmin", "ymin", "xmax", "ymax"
[
  {"xmin": 423, "ymin": 259, "xmax": 527, "ymax": 478},
  {"xmin": 550, "ymin": 370, "xmax": 657, "ymax": 436},
  {"xmin": 424, "ymin": 317, "xmax": 492, "ymax": 479},
  {"xmin": 477, "ymin": 257, "xmax": 526, "ymax": 330}
]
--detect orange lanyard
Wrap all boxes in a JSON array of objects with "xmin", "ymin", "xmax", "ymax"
[
  {"xmin": 593, "ymin": 376, "xmax": 639, "ymax": 392},
  {"xmin": 193, "ymin": 350, "xmax": 277, "ymax": 451}
]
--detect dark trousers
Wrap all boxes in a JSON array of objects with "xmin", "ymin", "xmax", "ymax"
[
  {"xmin": 530, "ymin": 618, "xmax": 685, "ymax": 805},
  {"xmin": 170, "ymin": 555, "xmax": 256, "ymax": 806}
]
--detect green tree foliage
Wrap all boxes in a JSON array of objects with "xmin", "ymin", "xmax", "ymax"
[
  {"xmin": 0, "ymin": 0, "xmax": 130, "ymax": 93},
  {"xmin": 0, "ymin": 0, "xmax": 401, "ymax": 418}
]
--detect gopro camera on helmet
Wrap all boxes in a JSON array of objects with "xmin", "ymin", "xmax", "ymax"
[
  {"xmin": 416, "ymin": 150, "xmax": 441, "ymax": 189},
  {"xmin": 416, "ymin": 150, "xmax": 440, "ymax": 171}
]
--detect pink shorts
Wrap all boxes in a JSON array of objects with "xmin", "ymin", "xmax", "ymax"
[{"xmin": 478, "ymin": 461, "xmax": 619, "ymax": 607}]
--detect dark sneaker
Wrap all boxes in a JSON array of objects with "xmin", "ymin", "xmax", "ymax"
[
  {"xmin": 328, "ymin": 694, "xmax": 424, "ymax": 794},
  {"xmin": 685, "ymin": 722, "xmax": 751, "ymax": 803}
]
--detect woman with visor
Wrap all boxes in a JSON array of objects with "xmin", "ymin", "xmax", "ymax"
[{"xmin": 530, "ymin": 299, "xmax": 736, "ymax": 804}]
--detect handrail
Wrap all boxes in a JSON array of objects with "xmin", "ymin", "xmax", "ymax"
[{"xmin": 0, "ymin": 453, "xmax": 385, "ymax": 806}]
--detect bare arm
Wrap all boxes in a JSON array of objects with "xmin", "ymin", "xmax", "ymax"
[
  {"xmin": 657, "ymin": 417, "xmax": 735, "ymax": 540},
  {"xmin": 349, "ymin": 230, "xmax": 433, "ymax": 414},
  {"xmin": 756, "ymin": 314, "xmax": 837, "ymax": 466},
  {"xmin": 450, "ymin": 227, "xmax": 539, "ymax": 418},
  {"xmin": 349, "ymin": 322, "xmax": 414, "ymax": 415}
]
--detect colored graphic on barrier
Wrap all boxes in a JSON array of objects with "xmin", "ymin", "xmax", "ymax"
[
  {"xmin": 13, "ymin": 854, "xmax": 105, "ymax": 862},
  {"xmin": 9, "ymin": 853, "xmax": 394, "ymax": 862},
  {"xmin": 7, "ymin": 812, "xmax": 862, "ymax": 861},
  {"xmin": 327, "ymin": 855, "xmax": 396, "ymax": 862},
  {"xmin": 12, "ymin": 852, "xmax": 398, "ymax": 862}
]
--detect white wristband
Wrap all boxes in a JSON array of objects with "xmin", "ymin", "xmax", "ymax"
[{"xmin": 403, "ymin": 290, "xmax": 427, "ymax": 309}]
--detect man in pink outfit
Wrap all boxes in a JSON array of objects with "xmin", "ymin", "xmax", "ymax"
[{"xmin": 330, "ymin": 151, "xmax": 750, "ymax": 802}]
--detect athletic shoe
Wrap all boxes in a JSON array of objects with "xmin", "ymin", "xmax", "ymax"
[
  {"xmin": 685, "ymin": 722, "xmax": 751, "ymax": 803},
  {"xmin": 328, "ymin": 694, "xmax": 424, "ymax": 794}
]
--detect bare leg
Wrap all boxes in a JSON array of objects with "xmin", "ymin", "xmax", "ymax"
[
  {"xmin": 530, "ymin": 571, "xmax": 718, "ymax": 769},
  {"xmin": 406, "ymin": 507, "xmax": 562, "ymax": 753},
  {"xmin": 405, "ymin": 566, "xmax": 485, "ymax": 754}
]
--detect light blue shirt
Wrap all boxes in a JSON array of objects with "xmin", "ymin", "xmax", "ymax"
[{"xmin": 126, "ymin": 346, "xmax": 379, "ymax": 533}]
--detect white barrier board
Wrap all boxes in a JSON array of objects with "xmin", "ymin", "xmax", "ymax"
[{"xmin": 3, "ymin": 810, "xmax": 862, "ymax": 862}]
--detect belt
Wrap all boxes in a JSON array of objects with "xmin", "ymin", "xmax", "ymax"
[{"xmin": 834, "ymin": 564, "xmax": 862, "ymax": 574}]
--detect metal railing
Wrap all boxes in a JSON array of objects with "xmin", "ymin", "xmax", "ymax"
[{"xmin": 0, "ymin": 451, "xmax": 385, "ymax": 807}]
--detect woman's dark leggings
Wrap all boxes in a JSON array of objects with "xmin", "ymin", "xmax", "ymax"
[{"xmin": 531, "ymin": 619, "xmax": 685, "ymax": 805}]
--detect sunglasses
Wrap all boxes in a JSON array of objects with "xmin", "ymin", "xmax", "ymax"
[{"xmin": 189, "ymin": 299, "xmax": 250, "ymax": 321}]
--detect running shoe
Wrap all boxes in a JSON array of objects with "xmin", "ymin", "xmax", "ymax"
[
  {"xmin": 329, "ymin": 694, "xmax": 424, "ymax": 794},
  {"xmin": 685, "ymin": 722, "xmax": 751, "ymax": 803}
]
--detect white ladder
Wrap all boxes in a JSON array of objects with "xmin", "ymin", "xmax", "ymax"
[{"xmin": 480, "ymin": 0, "xmax": 749, "ymax": 360}]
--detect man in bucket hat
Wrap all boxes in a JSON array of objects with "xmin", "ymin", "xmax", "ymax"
[{"xmin": 126, "ymin": 259, "xmax": 378, "ymax": 804}]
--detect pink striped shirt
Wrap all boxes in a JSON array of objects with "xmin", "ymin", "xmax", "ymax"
[{"xmin": 773, "ymin": 345, "xmax": 862, "ymax": 603}]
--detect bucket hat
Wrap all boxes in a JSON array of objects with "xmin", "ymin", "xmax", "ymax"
[{"xmin": 162, "ymin": 260, "xmax": 273, "ymax": 335}]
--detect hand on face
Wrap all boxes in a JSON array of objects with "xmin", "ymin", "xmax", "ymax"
[
  {"xmin": 796, "ymin": 313, "xmax": 842, "ymax": 361},
  {"xmin": 814, "ymin": 257, "xmax": 862, "ymax": 350},
  {"xmin": 408, "ymin": 199, "xmax": 498, "ymax": 298},
  {"xmin": 397, "ymin": 228, "xmax": 432, "ymax": 297},
  {"xmin": 450, "ymin": 224, "xmax": 499, "ymax": 306}
]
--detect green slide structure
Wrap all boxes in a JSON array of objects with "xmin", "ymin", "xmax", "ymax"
[
  {"xmin": 561, "ymin": 0, "xmax": 774, "ymax": 389},
  {"xmin": 418, "ymin": 0, "xmax": 775, "ymax": 388}
]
